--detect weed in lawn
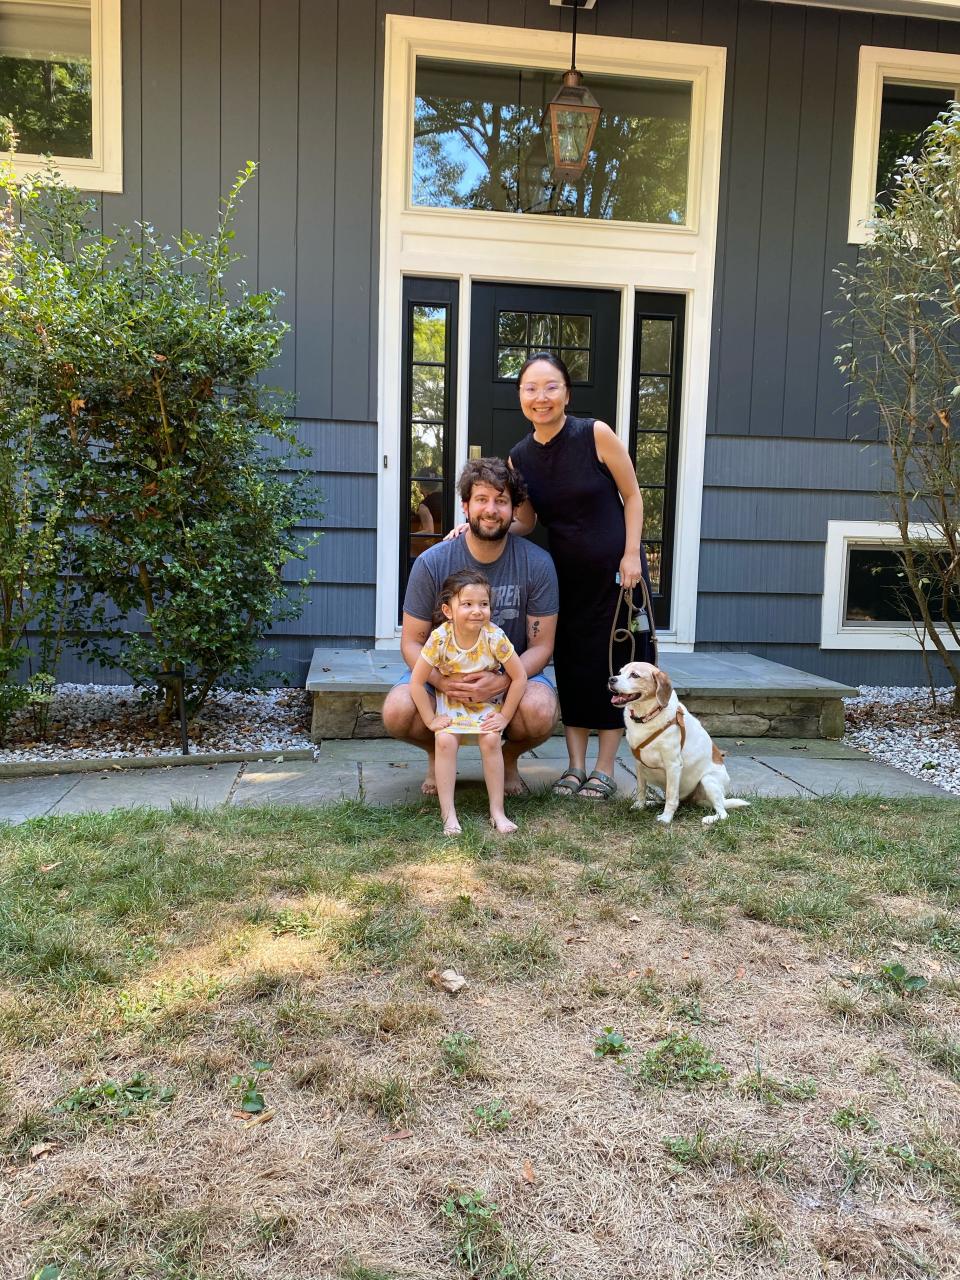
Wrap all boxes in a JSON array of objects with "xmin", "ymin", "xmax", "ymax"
[
  {"xmin": 734, "ymin": 1207, "xmax": 784, "ymax": 1255},
  {"xmin": 470, "ymin": 1099, "xmax": 511, "ymax": 1134},
  {"xmin": 738, "ymin": 1066, "xmax": 818, "ymax": 1107},
  {"xmin": 54, "ymin": 1073, "xmax": 175, "ymax": 1125},
  {"xmin": 333, "ymin": 904, "xmax": 424, "ymax": 969},
  {"xmin": 274, "ymin": 990, "xmax": 331, "ymax": 1037},
  {"xmin": 662, "ymin": 1128, "xmax": 728, "ymax": 1172},
  {"xmin": 442, "ymin": 1031, "xmax": 487, "ymax": 1081},
  {"xmin": 271, "ymin": 907, "xmax": 323, "ymax": 939},
  {"xmin": 911, "ymin": 1028, "xmax": 960, "ymax": 1083},
  {"xmin": 476, "ymin": 925, "xmax": 557, "ymax": 981},
  {"xmin": 448, "ymin": 894, "xmax": 493, "ymax": 926},
  {"xmin": 115, "ymin": 971, "xmax": 225, "ymax": 1032},
  {"xmin": 887, "ymin": 1132, "xmax": 960, "ymax": 1204},
  {"xmin": 228, "ymin": 1060, "xmax": 271, "ymax": 1114},
  {"xmin": 745, "ymin": 1141, "xmax": 793, "ymax": 1184},
  {"xmin": 352, "ymin": 1072, "xmax": 416, "ymax": 1123},
  {"xmin": 866, "ymin": 962, "xmax": 930, "ymax": 998},
  {"xmin": 632, "ymin": 1033, "xmax": 728, "ymax": 1089},
  {"xmin": 837, "ymin": 1146, "xmax": 875, "ymax": 1194},
  {"xmin": 253, "ymin": 1210, "xmax": 298, "ymax": 1249},
  {"xmin": 832, "ymin": 1105, "xmax": 879, "ymax": 1134},
  {"xmin": 442, "ymin": 1190, "xmax": 538, "ymax": 1279},
  {"xmin": 593, "ymin": 1028, "xmax": 631, "ymax": 1059},
  {"xmin": 668, "ymin": 997, "xmax": 707, "ymax": 1024},
  {"xmin": 0, "ymin": 1108, "xmax": 52, "ymax": 1158},
  {"xmin": 340, "ymin": 1264, "xmax": 401, "ymax": 1280}
]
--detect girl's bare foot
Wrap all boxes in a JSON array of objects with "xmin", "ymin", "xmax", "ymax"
[
  {"xmin": 489, "ymin": 814, "xmax": 518, "ymax": 835},
  {"xmin": 421, "ymin": 775, "xmax": 439, "ymax": 796},
  {"xmin": 442, "ymin": 814, "xmax": 462, "ymax": 836}
]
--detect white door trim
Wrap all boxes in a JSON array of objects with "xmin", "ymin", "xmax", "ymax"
[{"xmin": 375, "ymin": 14, "xmax": 726, "ymax": 649}]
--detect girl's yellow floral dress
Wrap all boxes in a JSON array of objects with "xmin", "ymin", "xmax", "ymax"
[{"xmin": 419, "ymin": 621, "xmax": 515, "ymax": 735}]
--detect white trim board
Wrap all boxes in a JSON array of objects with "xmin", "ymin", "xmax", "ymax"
[
  {"xmin": 821, "ymin": 519, "xmax": 960, "ymax": 651},
  {"xmin": 848, "ymin": 46, "xmax": 960, "ymax": 245},
  {"xmin": 1, "ymin": 0, "xmax": 123, "ymax": 193},
  {"xmin": 375, "ymin": 15, "xmax": 726, "ymax": 647}
]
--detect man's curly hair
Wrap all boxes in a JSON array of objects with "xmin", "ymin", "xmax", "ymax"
[{"xmin": 457, "ymin": 456, "xmax": 528, "ymax": 509}]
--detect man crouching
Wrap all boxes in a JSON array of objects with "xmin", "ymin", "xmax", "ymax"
[{"xmin": 382, "ymin": 457, "xmax": 559, "ymax": 796}]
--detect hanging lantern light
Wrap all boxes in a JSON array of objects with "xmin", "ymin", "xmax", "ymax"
[{"xmin": 544, "ymin": 1, "xmax": 601, "ymax": 184}]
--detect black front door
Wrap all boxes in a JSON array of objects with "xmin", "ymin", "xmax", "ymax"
[{"xmin": 468, "ymin": 282, "xmax": 621, "ymax": 464}]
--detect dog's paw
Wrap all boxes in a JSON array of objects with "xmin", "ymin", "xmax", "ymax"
[
  {"xmin": 702, "ymin": 813, "xmax": 727, "ymax": 826},
  {"xmin": 644, "ymin": 798, "xmax": 661, "ymax": 809},
  {"xmin": 655, "ymin": 812, "xmax": 675, "ymax": 825},
  {"xmin": 630, "ymin": 799, "xmax": 645, "ymax": 811}
]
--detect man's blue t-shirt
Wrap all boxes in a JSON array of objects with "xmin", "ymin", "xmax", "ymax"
[{"xmin": 403, "ymin": 537, "xmax": 559, "ymax": 655}]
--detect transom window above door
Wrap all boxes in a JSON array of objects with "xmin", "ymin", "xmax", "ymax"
[
  {"xmin": 413, "ymin": 57, "xmax": 692, "ymax": 225},
  {"xmin": 496, "ymin": 310, "xmax": 591, "ymax": 381}
]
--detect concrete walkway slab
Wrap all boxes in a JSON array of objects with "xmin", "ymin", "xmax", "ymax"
[
  {"xmin": 715, "ymin": 737, "xmax": 868, "ymax": 760},
  {"xmin": 45, "ymin": 764, "xmax": 240, "ymax": 816},
  {"xmin": 0, "ymin": 774, "xmax": 81, "ymax": 823},
  {"xmin": 753, "ymin": 755, "xmax": 949, "ymax": 798},
  {"xmin": 232, "ymin": 760, "xmax": 359, "ymax": 807},
  {"xmin": 724, "ymin": 756, "xmax": 812, "ymax": 798}
]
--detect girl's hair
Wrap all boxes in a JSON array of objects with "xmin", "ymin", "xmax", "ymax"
[
  {"xmin": 517, "ymin": 350, "xmax": 572, "ymax": 390},
  {"xmin": 432, "ymin": 567, "xmax": 491, "ymax": 629}
]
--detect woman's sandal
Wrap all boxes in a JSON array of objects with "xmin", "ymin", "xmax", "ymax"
[
  {"xmin": 577, "ymin": 770, "xmax": 618, "ymax": 801},
  {"xmin": 551, "ymin": 767, "xmax": 587, "ymax": 797}
]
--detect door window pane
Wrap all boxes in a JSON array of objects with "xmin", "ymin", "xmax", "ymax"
[
  {"xmin": 877, "ymin": 81, "xmax": 954, "ymax": 205},
  {"xmin": 414, "ymin": 58, "xmax": 691, "ymax": 224},
  {"xmin": 411, "ymin": 365, "xmax": 445, "ymax": 421},
  {"xmin": 645, "ymin": 543, "xmax": 661, "ymax": 594},
  {"xmin": 636, "ymin": 375, "xmax": 669, "ymax": 432},
  {"xmin": 412, "ymin": 305, "xmax": 448, "ymax": 362},
  {"xmin": 635, "ymin": 431, "xmax": 667, "ymax": 486},
  {"xmin": 641, "ymin": 487, "xmax": 664, "ymax": 540},
  {"xmin": 639, "ymin": 319, "xmax": 672, "ymax": 374},
  {"xmin": 496, "ymin": 309, "xmax": 592, "ymax": 383},
  {"xmin": 0, "ymin": 0, "xmax": 93, "ymax": 159}
]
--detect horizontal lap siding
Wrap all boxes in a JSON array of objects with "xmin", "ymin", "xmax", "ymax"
[{"xmin": 701, "ymin": 2, "xmax": 956, "ymax": 685}]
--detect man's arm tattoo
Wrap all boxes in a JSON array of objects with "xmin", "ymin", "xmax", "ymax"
[{"xmin": 528, "ymin": 619, "xmax": 541, "ymax": 641}]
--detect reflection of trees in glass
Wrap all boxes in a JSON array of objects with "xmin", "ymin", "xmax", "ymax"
[
  {"xmin": 414, "ymin": 68, "xmax": 689, "ymax": 224},
  {"xmin": 0, "ymin": 56, "xmax": 92, "ymax": 158}
]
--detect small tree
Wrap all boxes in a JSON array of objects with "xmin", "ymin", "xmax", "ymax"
[
  {"xmin": 835, "ymin": 104, "xmax": 960, "ymax": 710},
  {"xmin": 1, "ymin": 163, "xmax": 320, "ymax": 722}
]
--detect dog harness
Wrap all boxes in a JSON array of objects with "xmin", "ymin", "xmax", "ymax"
[{"xmin": 629, "ymin": 703, "xmax": 686, "ymax": 751}]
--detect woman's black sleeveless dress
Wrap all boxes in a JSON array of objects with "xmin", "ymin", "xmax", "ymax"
[{"xmin": 510, "ymin": 415, "xmax": 654, "ymax": 730}]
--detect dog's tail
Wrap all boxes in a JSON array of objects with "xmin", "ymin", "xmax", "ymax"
[{"xmin": 725, "ymin": 798, "xmax": 751, "ymax": 809}]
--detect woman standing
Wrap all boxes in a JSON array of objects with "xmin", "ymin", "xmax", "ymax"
[{"xmin": 509, "ymin": 352, "xmax": 654, "ymax": 800}]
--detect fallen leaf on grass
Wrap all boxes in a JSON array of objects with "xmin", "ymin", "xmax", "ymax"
[
  {"xmin": 427, "ymin": 967, "xmax": 468, "ymax": 994},
  {"xmin": 890, "ymin": 940, "xmax": 908, "ymax": 953},
  {"xmin": 628, "ymin": 914, "xmax": 643, "ymax": 924},
  {"xmin": 734, "ymin": 965, "xmax": 746, "ymax": 979},
  {"xmin": 521, "ymin": 1158, "xmax": 536, "ymax": 1184},
  {"xmin": 381, "ymin": 1128, "xmax": 414, "ymax": 1143},
  {"xmin": 779, "ymin": 961, "xmax": 795, "ymax": 972},
  {"xmin": 29, "ymin": 1141, "xmax": 57, "ymax": 1160},
  {"xmin": 38, "ymin": 863, "xmax": 62, "ymax": 874},
  {"xmin": 680, "ymin": 952, "xmax": 690, "ymax": 961},
  {"xmin": 243, "ymin": 1108, "xmax": 275, "ymax": 1128}
]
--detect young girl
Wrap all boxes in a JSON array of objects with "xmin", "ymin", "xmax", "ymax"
[{"xmin": 409, "ymin": 568, "xmax": 528, "ymax": 836}]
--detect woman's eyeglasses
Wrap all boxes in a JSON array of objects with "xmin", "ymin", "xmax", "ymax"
[{"xmin": 519, "ymin": 382, "xmax": 564, "ymax": 398}]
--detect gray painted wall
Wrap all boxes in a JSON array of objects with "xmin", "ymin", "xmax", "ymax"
[{"xmin": 48, "ymin": 0, "xmax": 958, "ymax": 687}]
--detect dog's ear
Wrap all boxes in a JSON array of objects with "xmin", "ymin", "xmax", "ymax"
[{"xmin": 653, "ymin": 668, "xmax": 673, "ymax": 708}]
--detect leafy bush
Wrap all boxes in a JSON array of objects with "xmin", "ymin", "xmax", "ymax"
[{"xmin": 0, "ymin": 162, "xmax": 320, "ymax": 721}]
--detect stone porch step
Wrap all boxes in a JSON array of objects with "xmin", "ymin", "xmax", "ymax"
[{"xmin": 306, "ymin": 649, "xmax": 857, "ymax": 741}]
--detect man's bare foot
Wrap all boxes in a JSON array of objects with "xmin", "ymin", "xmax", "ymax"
[
  {"xmin": 489, "ymin": 814, "xmax": 518, "ymax": 835},
  {"xmin": 421, "ymin": 775, "xmax": 438, "ymax": 796},
  {"xmin": 442, "ymin": 816, "xmax": 462, "ymax": 836},
  {"xmin": 503, "ymin": 771, "xmax": 529, "ymax": 797}
]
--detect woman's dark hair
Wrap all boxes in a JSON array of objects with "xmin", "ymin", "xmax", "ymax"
[
  {"xmin": 517, "ymin": 350, "xmax": 572, "ymax": 390},
  {"xmin": 432, "ymin": 567, "xmax": 491, "ymax": 629}
]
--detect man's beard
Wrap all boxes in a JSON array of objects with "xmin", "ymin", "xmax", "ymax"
[{"xmin": 468, "ymin": 513, "xmax": 511, "ymax": 542}]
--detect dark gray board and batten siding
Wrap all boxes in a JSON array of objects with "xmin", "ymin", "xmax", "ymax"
[{"xmin": 49, "ymin": 0, "xmax": 956, "ymax": 684}]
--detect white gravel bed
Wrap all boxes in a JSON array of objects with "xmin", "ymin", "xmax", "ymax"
[
  {"xmin": 844, "ymin": 685, "xmax": 960, "ymax": 796},
  {"xmin": 0, "ymin": 683, "xmax": 316, "ymax": 763}
]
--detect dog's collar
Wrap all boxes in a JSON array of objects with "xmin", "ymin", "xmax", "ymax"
[
  {"xmin": 631, "ymin": 705, "xmax": 686, "ymax": 752},
  {"xmin": 628, "ymin": 702, "xmax": 667, "ymax": 725}
]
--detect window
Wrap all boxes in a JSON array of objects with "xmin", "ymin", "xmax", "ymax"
[
  {"xmin": 496, "ymin": 310, "xmax": 591, "ymax": 381},
  {"xmin": 0, "ymin": 0, "xmax": 122, "ymax": 192},
  {"xmin": 821, "ymin": 521, "xmax": 960, "ymax": 650},
  {"xmin": 399, "ymin": 278, "xmax": 458, "ymax": 621},
  {"xmin": 630, "ymin": 293, "xmax": 684, "ymax": 628},
  {"xmin": 413, "ymin": 57, "xmax": 692, "ymax": 226},
  {"xmin": 849, "ymin": 46, "xmax": 960, "ymax": 244}
]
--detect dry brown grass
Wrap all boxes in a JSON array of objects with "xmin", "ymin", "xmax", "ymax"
[{"xmin": 0, "ymin": 797, "xmax": 958, "ymax": 1278}]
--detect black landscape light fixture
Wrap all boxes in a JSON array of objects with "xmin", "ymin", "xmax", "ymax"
[{"xmin": 544, "ymin": 0, "xmax": 601, "ymax": 184}]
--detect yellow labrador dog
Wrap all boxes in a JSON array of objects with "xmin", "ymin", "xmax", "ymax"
[{"xmin": 609, "ymin": 661, "xmax": 750, "ymax": 826}]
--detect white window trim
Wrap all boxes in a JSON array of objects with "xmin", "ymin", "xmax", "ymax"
[
  {"xmin": 2, "ymin": 0, "xmax": 122, "ymax": 193},
  {"xmin": 375, "ymin": 14, "xmax": 726, "ymax": 650},
  {"xmin": 848, "ymin": 45, "xmax": 960, "ymax": 245},
  {"xmin": 821, "ymin": 519, "xmax": 959, "ymax": 651}
]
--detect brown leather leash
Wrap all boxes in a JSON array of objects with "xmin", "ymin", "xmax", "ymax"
[{"xmin": 608, "ymin": 573, "xmax": 659, "ymax": 677}]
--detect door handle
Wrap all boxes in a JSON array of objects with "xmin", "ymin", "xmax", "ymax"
[{"xmin": 469, "ymin": 445, "xmax": 481, "ymax": 459}]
